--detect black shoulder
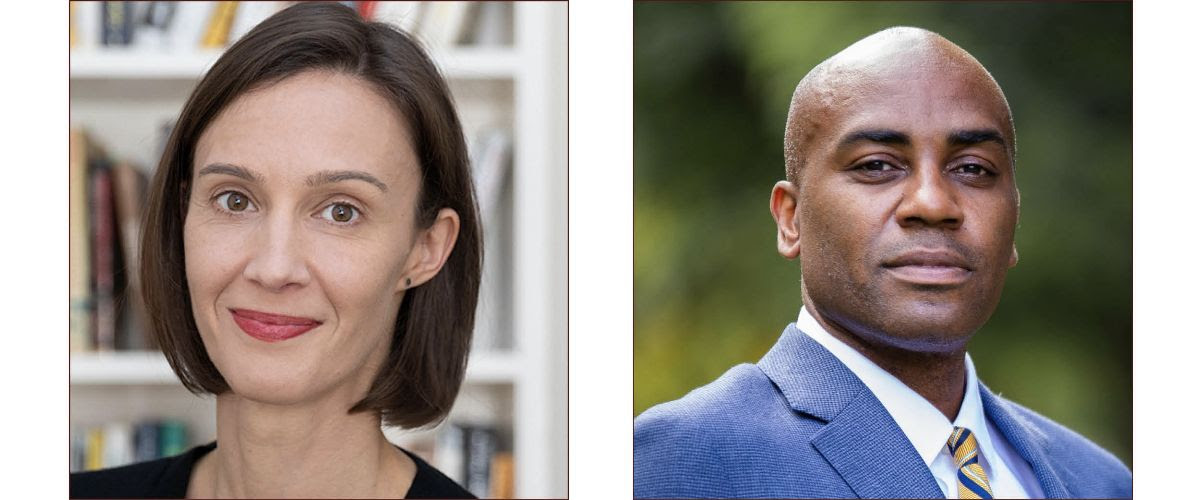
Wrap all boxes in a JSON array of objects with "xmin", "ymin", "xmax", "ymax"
[
  {"xmin": 69, "ymin": 443, "xmax": 212, "ymax": 499},
  {"xmin": 402, "ymin": 448, "xmax": 476, "ymax": 499}
]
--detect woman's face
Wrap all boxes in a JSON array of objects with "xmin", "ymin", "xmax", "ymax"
[{"xmin": 184, "ymin": 70, "xmax": 453, "ymax": 407}]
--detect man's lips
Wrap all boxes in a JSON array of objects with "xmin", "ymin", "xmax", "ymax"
[
  {"xmin": 882, "ymin": 249, "xmax": 973, "ymax": 286},
  {"xmin": 229, "ymin": 308, "xmax": 322, "ymax": 342}
]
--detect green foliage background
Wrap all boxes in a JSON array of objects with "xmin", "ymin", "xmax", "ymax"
[{"xmin": 634, "ymin": 2, "xmax": 1131, "ymax": 466}]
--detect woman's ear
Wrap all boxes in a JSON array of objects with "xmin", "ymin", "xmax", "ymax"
[{"xmin": 398, "ymin": 208, "xmax": 461, "ymax": 291}]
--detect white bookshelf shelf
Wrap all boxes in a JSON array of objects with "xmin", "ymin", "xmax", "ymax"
[
  {"xmin": 69, "ymin": 47, "xmax": 520, "ymax": 81},
  {"xmin": 70, "ymin": 349, "xmax": 519, "ymax": 385}
]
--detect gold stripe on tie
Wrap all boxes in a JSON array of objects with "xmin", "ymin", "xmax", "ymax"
[{"xmin": 946, "ymin": 426, "xmax": 994, "ymax": 499}]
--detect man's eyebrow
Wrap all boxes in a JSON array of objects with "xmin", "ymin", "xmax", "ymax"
[
  {"xmin": 837, "ymin": 129, "xmax": 912, "ymax": 149},
  {"xmin": 197, "ymin": 163, "xmax": 262, "ymax": 182},
  {"xmin": 305, "ymin": 170, "xmax": 389, "ymax": 193},
  {"xmin": 948, "ymin": 129, "xmax": 1007, "ymax": 150}
]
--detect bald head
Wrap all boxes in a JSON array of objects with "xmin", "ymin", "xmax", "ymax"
[{"xmin": 783, "ymin": 27, "xmax": 1015, "ymax": 185}]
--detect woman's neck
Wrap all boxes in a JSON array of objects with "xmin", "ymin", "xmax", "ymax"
[{"xmin": 188, "ymin": 393, "xmax": 416, "ymax": 498}]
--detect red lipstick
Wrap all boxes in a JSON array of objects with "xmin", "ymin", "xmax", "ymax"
[{"xmin": 230, "ymin": 308, "xmax": 322, "ymax": 342}]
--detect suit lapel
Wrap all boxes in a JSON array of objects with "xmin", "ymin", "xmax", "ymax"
[
  {"xmin": 979, "ymin": 383, "xmax": 1072, "ymax": 498},
  {"xmin": 759, "ymin": 325, "xmax": 944, "ymax": 499}
]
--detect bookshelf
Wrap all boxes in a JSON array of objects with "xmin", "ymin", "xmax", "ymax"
[{"xmin": 68, "ymin": 2, "xmax": 566, "ymax": 497}]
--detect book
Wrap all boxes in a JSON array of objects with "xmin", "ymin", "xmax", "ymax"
[
  {"xmin": 70, "ymin": 129, "xmax": 93, "ymax": 353},
  {"xmin": 73, "ymin": 419, "xmax": 192, "ymax": 471},
  {"xmin": 133, "ymin": 421, "xmax": 160, "ymax": 462},
  {"xmin": 200, "ymin": 1, "xmax": 239, "ymax": 49},
  {"xmin": 90, "ymin": 161, "xmax": 117, "ymax": 352},
  {"xmin": 419, "ymin": 1, "xmax": 476, "ymax": 51},
  {"xmin": 133, "ymin": 1, "xmax": 177, "ymax": 49},
  {"xmin": 71, "ymin": 427, "xmax": 87, "ymax": 472},
  {"xmin": 357, "ymin": 1, "xmax": 377, "ymax": 20},
  {"xmin": 111, "ymin": 161, "xmax": 150, "ymax": 350},
  {"xmin": 159, "ymin": 420, "xmax": 189, "ymax": 457},
  {"xmin": 70, "ymin": 2, "xmax": 78, "ymax": 48},
  {"xmin": 470, "ymin": 129, "xmax": 512, "ymax": 218},
  {"xmin": 72, "ymin": 1, "xmax": 102, "ymax": 50},
  {"xmin": 101, "ymin": 1, "xmax": 134, "ymax": 46},
  {"xmin": 85, "ymin": 427, "xmax": 104, "ymax": 471},
  {"xmin": 489, "ymin": 451, "xmax": 514, "ymax": 499},
  {"xmin": 102, "ymin": 422, "xmax": 134, "ymax": 468},
  {"xmin": 464, "ymin": 426, "xmax": 498, "ymax": 497},
  {"xmin": 165, "ymin": 1, "xmax": 215, "ymax": 51},
  {"xmin": 468, "ymin": 1, "xmax": 512, "ymax": 47},
  {"xmin": 434, "ymin": 423, "xmax": 466, "ymax": 484}
]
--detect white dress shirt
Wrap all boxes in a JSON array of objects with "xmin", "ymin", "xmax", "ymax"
[{"xmin": 797, "ymin": 307, "xmax": 1044, "ymax": 499}]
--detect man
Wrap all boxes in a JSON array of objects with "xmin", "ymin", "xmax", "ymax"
[{"xmin": 633, "ymin": 27, "xmax": 1132, "ymax": 499}]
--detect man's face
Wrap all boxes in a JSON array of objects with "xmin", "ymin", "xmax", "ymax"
[{"xmin": 791, "ymin": 60, "xmax": 1018, "ymax": 352}]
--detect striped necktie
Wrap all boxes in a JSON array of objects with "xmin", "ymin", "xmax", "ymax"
[{"xmin": 947, "ymin": 426, "xmax": 994, "ymax": 499}]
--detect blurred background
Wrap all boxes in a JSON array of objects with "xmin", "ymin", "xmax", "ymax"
[
  {"xmin": 634, "ymin": 2, "xmax": 1131, "ymax": 466},
  {"xmin": 70, "ymin": 2, "xmax": 565, "ymax": 497}
]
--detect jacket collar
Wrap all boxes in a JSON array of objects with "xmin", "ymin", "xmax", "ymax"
[
  {"xmin": 978, "ymin": 383, "xmax": 1072, "ymax": 498},
  {"xmin": 758, "ymin": 323, "xmax": 944, "ymax": 498}
]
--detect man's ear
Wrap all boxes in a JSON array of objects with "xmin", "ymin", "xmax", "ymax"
[
  {"xmin": 398, "ymin": 208, "xmax": 461, "ymax": 292},
  {"xmin": 770, "ymin": 180, "xmax": 803, "ymax": 260},
  {"xmin": 1009, "ymin": 243, "xmax": 1019, "ymax": 268}
]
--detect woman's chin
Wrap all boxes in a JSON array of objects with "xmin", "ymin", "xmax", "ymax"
[{"xmin": 217, "ymin": 359, "xmax": 328, "ymax": 406}]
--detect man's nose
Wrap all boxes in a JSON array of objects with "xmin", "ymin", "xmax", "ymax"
[
  {"xmin": 894, "ymin": 162, "xmax": 964, "ymax": 229},
  {"xmin": 242, "ymin": 213, "xmax": 311, "ymax": 292}
]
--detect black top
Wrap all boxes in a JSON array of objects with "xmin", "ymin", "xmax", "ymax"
[{"xmin": 70, "ymin": 442, "xmax": 475, "ymax": 499}]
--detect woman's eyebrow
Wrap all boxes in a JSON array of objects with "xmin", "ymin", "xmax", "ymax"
[
  {"xmin": 197, "ymin": 162, "xmax": 262, "ymax": 182},
  {"xmin": 196, "ymin": 164, "xmax": 389, "ymax": 193},
  {"xmin": 305, "ymin": 170, "xmax": 389, "ymax": 193}
]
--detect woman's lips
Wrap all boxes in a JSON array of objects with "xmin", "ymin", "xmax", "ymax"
[{"xmin": 230, "ymin": 308, "xmax": 322, "ymax": 342}]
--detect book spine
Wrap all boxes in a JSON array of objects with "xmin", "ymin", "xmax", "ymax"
[
  {"xmin": 111, "ymin": 162, "xmax": 150, "ymax": 350},
  {"xmin": 101, "ymin": 1, "xmax": 133, "ymax": 46},
  {"xmin": 102, "ymin": 422, "xmax": 134, "ymax": 469},
  {"xmin": 85, "ymin": 427, "xmax": 104, "ymax": 471},
  {"xmin": 70, "ymin": 130, "xmax": 93, "ymax": 353},
  {"xmin": 91, "ymin": 165, "xmax": 116, "ymax": 352},
  {"xmin": 489, "ymin": 451, "xmax": 515, "ymax": 499},
  {"xmin": 159, "ymin": 420, "xmax": 189, "ymax": 457},
  {"xmin": 201, "ymin": 1, "xmax": 240, "ymax": 49},
  {"xmin": 435, "ymin": 423, "xmax": 466, "ymax": 483},
  {"xmin": 134, "ymin": 421, "xmax": 161, "ymax": 462},
  {"xmin": 70, "ymin": 2, "xmax": 78, "ymax": 48},
  {"xmin": 358, "ymin": 1, "xmax": 377, "ymax": 20},
  {"xmin": 465, "ymin": 426, "xmax": 497, "ymax": 497},
  {"xmin": 70, "ymin": 427, "xmax": 87, "ymax": 472}
]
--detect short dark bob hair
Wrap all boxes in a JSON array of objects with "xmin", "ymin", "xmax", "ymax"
[{"xmin": 141, "ymin": 2, "xmax": 482, "ymax": 429}]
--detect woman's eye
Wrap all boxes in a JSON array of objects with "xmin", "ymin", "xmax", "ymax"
[
  {"xmin": 321, "ymin": 202, "xmax": 360, "ymax": 224},
  {"xmin": 216, "ymin": 191, "xmax": 254, "ymax": 212}
]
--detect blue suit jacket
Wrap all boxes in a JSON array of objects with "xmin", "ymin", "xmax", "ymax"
[{"xmin": 634, "ymin": 324, "xmax": 1132, "ymax": 498}]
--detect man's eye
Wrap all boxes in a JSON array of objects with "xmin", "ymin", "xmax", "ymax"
[
  {"xmin": 857, "ymin": 160, "xmax": 897, "ymax": 172},
  {"xmin": 216, "ymin": 191, "xmax": 254, "ymax": 212},
  {"xmin": 955, "ymin": 163, "xmax": 990, "ymax": 176},
  {"xmin": 320, "ymin": 202, "xmax": 360, "ymax": 224}
]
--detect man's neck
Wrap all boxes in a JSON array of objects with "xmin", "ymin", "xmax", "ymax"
[
  {"xmin": 808, "ymin": 307, "xmax": 967, "ymax": 420},
  {"xmin": 189, "ymin": 392, "xmax": 416, "ymax": 498}
]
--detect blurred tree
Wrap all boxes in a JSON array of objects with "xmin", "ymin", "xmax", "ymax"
[{"xmin": 634, "ymin": 1, "xmax": 1131, "ymax": 466}]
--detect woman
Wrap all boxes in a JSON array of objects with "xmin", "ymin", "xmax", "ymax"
[{"xmin": 70, "ymin": 3, "xmax": 482, "ymax": 498}]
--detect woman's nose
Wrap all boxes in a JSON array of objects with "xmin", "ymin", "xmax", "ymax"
[{"xmin": 242, "ymin": 214, "xmax": 311, "ymax": 292}]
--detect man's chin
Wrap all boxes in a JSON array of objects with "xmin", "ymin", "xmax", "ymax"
[{"xmin": 848, "ymin": 305, "xmax": 981, "ymax": 354}]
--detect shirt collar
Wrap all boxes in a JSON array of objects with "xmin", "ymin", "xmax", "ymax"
[{"xmin": 796, "ymin": 306, "xmax": 984, "ymax": 468}]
